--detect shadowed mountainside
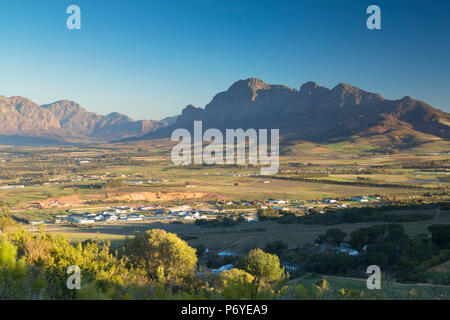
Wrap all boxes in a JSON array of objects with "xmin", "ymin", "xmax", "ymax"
[
  {"xmin": 2, "ymin": 78, "xmax": 449, "ymax": 147},
  {"xmin": 132, "ymin": 78, "xmax": 450, "ymax": 148}
]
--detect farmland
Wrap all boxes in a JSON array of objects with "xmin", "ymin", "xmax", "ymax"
[{"xmin": 1, "ymin": 138, "xmax": 449, "ymax": 298}]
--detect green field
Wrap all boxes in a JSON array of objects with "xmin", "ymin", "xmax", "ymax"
[
  {"xmin": 291, "ymin": 274, "xmax": 450, "ymax": 299},
  {"xmin": 425, "ymin": 260, "xmax": 450, "ymax": 283}
]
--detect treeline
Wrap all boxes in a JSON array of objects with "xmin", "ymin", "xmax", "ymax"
[
  {"xmin": 195, "ymin": 216, "xmax": 245, "ymax": 228},
  {"xmin": 269, "ymin": 175, "xmax": 435, "ymax": 189},
  {"xmin": 294, "ymin": 206, "xmax": 434, "ymax": 225},
  {"xmin": 400, "ymin": 159, "xmax": 449, "ymax": 169},
  {"xmin": 282, "ymin": 168, "xmax": 385, "ymax": 175},
  {"xmin": 257, "ymin": 203, "xmax": 449, "ymax": 226}
]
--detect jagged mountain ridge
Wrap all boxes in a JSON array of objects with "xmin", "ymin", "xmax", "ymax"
[
  {"xmin": 2, "ymin": 78, "xmax": 449, "ymax": 146},
  {"xmin": 135, "ymin": 78, "xmax": 450, "ymax": 144},
  {"xmin": 0, "ymin": 96, "xmax": 168, "ymax": 143}
]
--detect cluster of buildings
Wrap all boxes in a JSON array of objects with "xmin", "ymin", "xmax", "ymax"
[
  {"xmin": 125, "ymin": 179, "xmax": 167, "ymax": 185},
  {"xmin": 315, "ymin": 242, "xmax": 360, "ymax": 256},
  {"xmin": 0, "ymin": 185, "xmax": 25, "ymax": 190},
  {"xmin": 349, "ymin": 196, "xmax": 380, "ymax": 203},
  {"xmin": 60, "ymin": 210, "xmax": 146, "ymax": 224},
  {"xmin": 167, "ymin": 206, "xmax": 209, "ymax": 220},
  {"xmin": 55, "ymin": 205, "xmax": 158, "ymax": 224},
  {"xmin": 53, "ymin": 205, "xmax": 214, "ymax": 225},
  {"xmin": 27, "ymin": 193, "xmax": 384, "ymax": 226}
]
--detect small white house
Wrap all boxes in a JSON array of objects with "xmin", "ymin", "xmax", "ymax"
[
  {"xmin": 190, "ymin": 211, "xmax": 200, "ymax": 217},
  {"xmin": 73, "ymin": 218, "xmax": 95, "ymax": 224},
  {"xmin": 350, "ymin": 196, "xmax": 369, "ymax": 203},
  {"xmin": 268, "ymin": 199, "xmax": 286, "ymax": 205},
  {"xmin": 83, "ymin": 212, "xmax": 97, "ymax": 218},
  {"xmin": 94, "ymin": 215, "xmax": 105, "ymax": 222},
  {"xmin": 106, "ymin": 216, "xmax": 118, "ymax": 222},
  {"xmin": 282, "ymin": 262, "xmax": 299, "ymax": 271}
]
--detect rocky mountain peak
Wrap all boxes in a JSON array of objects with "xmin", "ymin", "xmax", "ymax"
[
  {"xmin": 105, "ymin": 112, "xmax": 132, "ymax": 122},
  {"xmin": 0, "ymin": 96, "xmax": 170, "ymax": 143},
  {"xmin": 228, "ymin": 78, "xmax": 269, "ymax": 92},
  {"xmin": 138, "ymin": 78, "xmax": 449, "ymax": 143},
  {"xmin": 299, "ymin": 81, "xmax": 329, "ymax": 97}
]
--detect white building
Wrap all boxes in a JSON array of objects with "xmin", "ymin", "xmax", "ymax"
[
  {"xmin": 350, "ymin": 196, "xmax": 369, "ymax": 203},
  {"xmin": 105, "ymin": 216, "xmax": 118, "ymax": 222},
  {"xmin": 268, "ymin": 199, "xmax": 286, "ymax": 205},
  {"xmin": 72, "ymin": 217, "xmax": 95, "ymax": 224},
  {"xmin": 94, "ymin": 215, "xmax": 105, "ymax": 222}
]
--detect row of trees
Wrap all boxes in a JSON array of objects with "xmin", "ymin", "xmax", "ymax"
[{"xmin": 257, "ymin": 203, "xmax": 442, "ymax": 226}]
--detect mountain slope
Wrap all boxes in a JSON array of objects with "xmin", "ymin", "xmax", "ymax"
[
  {"xmin": 0, "ymin": 96, "xmax": 168, "ymax": 143},
  {"xmin": 136, "ymin": 78, "xmax": 450, "ymax": 145}
]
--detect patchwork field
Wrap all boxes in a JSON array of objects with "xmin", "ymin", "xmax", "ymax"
[{"xmin": 2, "ymin": 139, "xmax": 449, "ymax": 297}]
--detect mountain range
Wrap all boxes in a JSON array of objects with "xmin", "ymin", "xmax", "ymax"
[
  {"xmin": 132, "ymin": 78, "xmax": 450, "ymax": 147},
  {"xmin": 0, "ymin": 96, "xmax": 169, "ymax": 144},
  {"xmin": 1, "ymin": 78, "xmax": 449, "ymax": 146}
]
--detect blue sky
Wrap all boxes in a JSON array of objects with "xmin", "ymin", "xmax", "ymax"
[{"xmin": 0, "ymin": 0, "xmax": 449, "ymax": 120}]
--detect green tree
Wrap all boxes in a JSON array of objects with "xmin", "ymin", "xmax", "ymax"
[
  {"xmin": 239, "ymin": 249, "xmax": 287, "ymax": 287},
  {"xmin": 349, "ymin": 229, "xmax": 369, "ymax": 251},
  {"xmin": 265, "ymin": 240, "xmax": 288, "ymax": 257},
  {"xmin": 0, "ymin": 237, "xmax": 29, "ymax": 299},
  {"xmin": 124, "ymin": 229, "xmax": 197, "ymax": 284},
  {"xmin": 103, "ymin": 179, "xmax": 123, "ymax": 189},
  {"xmin": 256, "ymin": 207, "xmax": 281, "ymax": 221},
  {"xmin": 0, "ymin": 237, "xmax": 18, "ymax": 271},
  {"xmin": 220, "ymin": 268, "xmax": 255, "ymax": 299},
  {"xmin": 316, "ymin": 228, "xmax": 347, "ymax": 247},
  {"xmin": 428, "ymin": 224, "xmax": 450, "ymax": 249},
  {"xmin": 0, "ymin": 202, "xmax": 16, "ymax": 233}
]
